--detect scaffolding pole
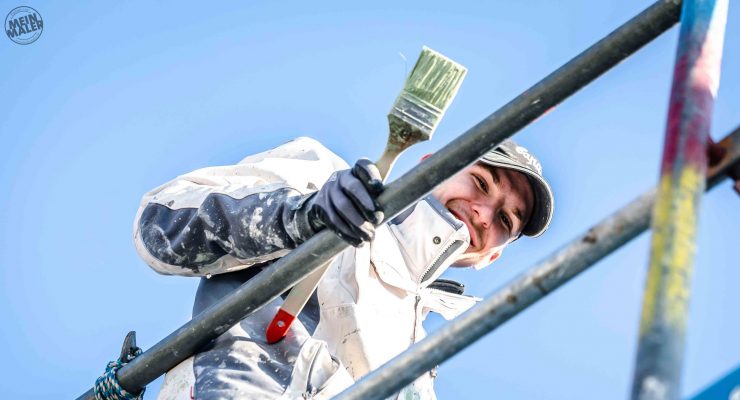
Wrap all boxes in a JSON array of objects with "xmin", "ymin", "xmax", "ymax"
[
  {"xmin": 631, "ymin": 1, "xmax": 728, "ymax": 399},
  {"xmin": 76, "ymin": 1, "xmax": 683, "ymax": 398},
  {"xmin": 335, "ymin": 127, "xmax": 739, "ymax": 400}
]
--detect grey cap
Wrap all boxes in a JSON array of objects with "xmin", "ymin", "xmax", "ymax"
[{"xmin": 478, "ymin": 139, "xmax": 554, "ymax": 237}]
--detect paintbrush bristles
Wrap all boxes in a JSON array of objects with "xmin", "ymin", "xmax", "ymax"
[
  {"xmin": 387, "ymin": 46, "xmax": 466, "ymax": 147},
  {"xmin": 404, "ymin": 46, "xmax": 468, "ymax": 111},
  {"xmin": 378, "ymin": 47, "xmax": 466, "ymax": 178}
]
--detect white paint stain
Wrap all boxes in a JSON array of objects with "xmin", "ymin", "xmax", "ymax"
[
  {"xmin": 153, "ymin": 225, "xmax": 186, "ymax": 264},
  {"xmin": 640, "ymin": 376, "xmax": 667, "ymax": 399},
  {"xmin": 199, "ymin": 208, "xmax": 215, "ymax": 228},
  {"xmin": 248, "ymin": 207, "xmax": 264, "ymax": 241}
]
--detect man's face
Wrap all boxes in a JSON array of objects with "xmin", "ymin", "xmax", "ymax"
[{"xmin": 431, "ymin": 162, "xmax": 535, "ymax": 268}]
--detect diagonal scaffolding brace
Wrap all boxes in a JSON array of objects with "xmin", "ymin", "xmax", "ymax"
[
  {"xmin": 335, "ymin": 127, "xmax": 740, "ymax": 400},
  {"xmin": 77, "ymin": 1, "xmax": 685, "ymax": 398}
]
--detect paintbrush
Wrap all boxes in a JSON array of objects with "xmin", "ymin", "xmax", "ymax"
[{"xmin": 266, "ymin": 47, "xmax": 467, "ymax": 344}]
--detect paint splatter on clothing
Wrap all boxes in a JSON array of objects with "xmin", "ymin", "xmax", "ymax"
[{"xmin": 134, "ymin": 138, "xmax": 479, "ymax": 399}]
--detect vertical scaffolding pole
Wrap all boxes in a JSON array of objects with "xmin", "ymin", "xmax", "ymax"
[{"xmin": 630, "ymin": 1, "xmax": 728, "ymax": 399}]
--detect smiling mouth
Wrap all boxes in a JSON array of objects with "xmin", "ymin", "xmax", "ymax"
[{"xmin": 449, "ymin": 208, "xmax": 477, "ymax": 248}]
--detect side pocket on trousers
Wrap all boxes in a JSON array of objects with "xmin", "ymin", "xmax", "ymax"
[{"xmin": 279, "ymin": 338, "xmax": 354, "ymax": 400}]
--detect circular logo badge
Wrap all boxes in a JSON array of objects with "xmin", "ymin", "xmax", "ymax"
[{"xmin": 5, "ymin": 6, "xmax": 43, "ymax": 45}]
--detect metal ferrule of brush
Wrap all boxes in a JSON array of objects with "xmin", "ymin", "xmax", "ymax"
[{"xmin": 388, "ymin": 91, "xmax": 443, "ymax": 142}]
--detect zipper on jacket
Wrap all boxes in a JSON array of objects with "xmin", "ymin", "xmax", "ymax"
[{"xmin": 418, "ymin": 240, "xmax": 465, "ymax": 285}]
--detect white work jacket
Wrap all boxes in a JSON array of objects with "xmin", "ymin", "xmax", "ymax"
[{"xmin": 133, "ymin": 137, "xmax": 478, "ymax": 399}]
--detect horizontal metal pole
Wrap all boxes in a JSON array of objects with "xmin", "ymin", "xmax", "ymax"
[
  {"xmin": 76, "ymin": 1, "xmax": 682, "ymax": 398},
  {"xmin": 335, "ymin": 126, "xmax": 740, "ymax": 400}
]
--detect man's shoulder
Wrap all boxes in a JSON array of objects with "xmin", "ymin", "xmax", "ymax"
[{"xmin": 238, "ymin": 137, "xmax": 350, "ymax": 170}]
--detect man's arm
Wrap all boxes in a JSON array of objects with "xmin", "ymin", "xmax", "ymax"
[
  {"xmin": 133, "ymin": 137, "xmax": 382, "ymax": 277},
  {"xmin": 135, "ymin": 185, "xmax": 314, "ymax": 276}
]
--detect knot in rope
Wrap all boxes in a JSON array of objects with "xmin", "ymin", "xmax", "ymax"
[{"xmin": 94, "ymin": 331, "xmax": 146, "ymax": 400}]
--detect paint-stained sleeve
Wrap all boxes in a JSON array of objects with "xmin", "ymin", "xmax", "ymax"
[
  {"xmin": 132, "ymin": 137, "xmax": 350, "ymax": 277},
  {"xmin": 135, "ymin": 187, "xmax": 315, "ymax": 276}
]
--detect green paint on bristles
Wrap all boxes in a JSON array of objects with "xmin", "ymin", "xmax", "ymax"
[
  {"xmin": 378, "ymin": 47, "xmax": 466, "ymax": 177},
  {"xmin": 403, "ymin": 46, "xmax": 467, "ymax": 111}
]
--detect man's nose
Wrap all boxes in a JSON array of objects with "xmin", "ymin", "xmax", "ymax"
[
  {"xmin": 472, "ymin": 202, "xmax": 495, "ymax": 229},
  {"xmin": 473, "ymin": 191, "xmax": 506, "ymax": 227}
]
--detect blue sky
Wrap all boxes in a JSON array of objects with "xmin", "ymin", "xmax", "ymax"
[{"xmin": 1, "ymin": 1, "xmax": 738, "ymax": 398}]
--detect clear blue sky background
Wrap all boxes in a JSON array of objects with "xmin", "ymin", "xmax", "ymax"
[{"xmin": 1, "ymin": 1, "xmax": 738, "ymax": 398}]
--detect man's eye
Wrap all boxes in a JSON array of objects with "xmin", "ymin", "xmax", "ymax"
[
  {"xmin": 500, "ymin": 212, "xmax": 512, "ymax": 232},
  {"xmin": 475, "ymin": 175, "xmax": 488, "ymax": 193}
]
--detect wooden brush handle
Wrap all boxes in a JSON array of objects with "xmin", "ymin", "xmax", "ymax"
[
  {"xmin": 375, "ymin": 148, "xmax": 400, "ymax": 181},
  {"xmin": 265, "ymin": 144, "xmax": 405, "ymax": 344}
]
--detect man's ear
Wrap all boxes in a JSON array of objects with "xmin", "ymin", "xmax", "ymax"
[{"xmin": 420, "ymin": 153, "xmax": 433, "ymax": 162}]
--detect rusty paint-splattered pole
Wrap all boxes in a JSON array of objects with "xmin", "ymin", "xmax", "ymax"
[{"xmin": 631, "ymin": 1, "xmax": 728, "ymax": 400}]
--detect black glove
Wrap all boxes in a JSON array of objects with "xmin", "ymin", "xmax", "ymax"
[{"xmin": 305, "ymin": 158, "xmax": 384, "ymax": 246}]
